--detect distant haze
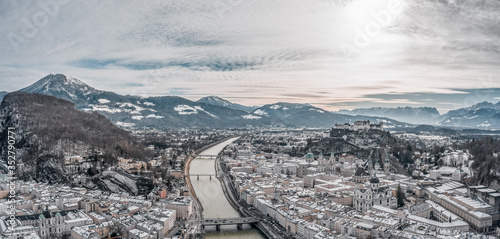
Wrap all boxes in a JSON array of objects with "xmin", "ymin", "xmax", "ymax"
[{"xmin": 1, "ymin": 0, "xmax": 499, "ymax": 113}]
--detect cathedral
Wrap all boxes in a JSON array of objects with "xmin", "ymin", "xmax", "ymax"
[
  {"xmin": 316, "ymin": 152, "xmax": 336, "ymax": 173},
  {"xmin": 353, "ymin": 173, "xmax": 397, "ymax": 212}
]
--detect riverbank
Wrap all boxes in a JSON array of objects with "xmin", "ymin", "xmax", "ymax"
[
  {"xmin": 187, "ymin": 137, "xmax": 267, "ymax": 239},
  {"xmin": 215, "ymin": 156, "xmax": 240, "ymax": 210},
  {"xmin": 215, "ymin": 151, "xmax": 285, "ymax": 239},
  {"xmin": 183, "ymin": 137, "xmax": 233, "ymax": 217}
]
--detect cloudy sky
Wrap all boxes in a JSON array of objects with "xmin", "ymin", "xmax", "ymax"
[{"xmin": 1, "ymin": 0, "xmax": 499, "ymax": 113}]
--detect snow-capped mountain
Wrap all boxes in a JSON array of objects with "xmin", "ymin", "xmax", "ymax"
[
  {"xmin": 339, "ymin": 107, "xmax": 440, "ymax": 125},
  {"xmin": 20, "ymin": 74, "xmax": 104, "ymax": 105},
  {"xmin": 437, "ymin": 101, "xmax": 500, "ymax": 129},
  {"xmin": 11, "ymin": 74, "xmax": 416, "ymax": 129},
  {"xmin": 197, "ymin": 96, "xmax": 257, "ymax": 113},
  {"xmin": 17, "ymin": 74, "xmax": 271, "ymax": 128},
  {"xmin": 8, "ymin": 74, "xmax": 500, "ymax": 130}
]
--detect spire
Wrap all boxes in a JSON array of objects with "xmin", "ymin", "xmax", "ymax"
[
  {"xmin": 366, "ymin": 150, "xmax": 373, "ymax": 175},
  {"xmin": 367, "ymin": 151, "xmax": 374, "ymax": 168},
  {"xmin": 384, "ymin": 150, "xmax": 391, "ymax": 174}
]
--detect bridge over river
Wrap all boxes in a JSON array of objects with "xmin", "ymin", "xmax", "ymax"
[
  {"xmin": 190, "ymin": 217, "xmax": 260, "ymax": 231},
  {"xmin": 188, "ymin": 137, "xmax": 267, "ymax": 238},
  {"xmin": 188, "ymin": 173, "xmax": 219, "ymax": 179},
  {"xmin": 196, "ymin": 154, "xmax": 218, "ymax": 159}
]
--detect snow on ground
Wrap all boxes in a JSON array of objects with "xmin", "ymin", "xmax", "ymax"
[
  {"xmin": 83, "ymin": 105, "xmax": 123, "ymax": 113},
  {"xmin": 146, "ymin": 114, "xmax": 164, "ymax": 119},
  {"xmin": 98, "ymin": 99, "xmax": 110, "ymax": 104},
  {"xmin": 132, "ymin": 115, "xmax": 144, "ymax": 120},
  {"xmin": 174, "ymin": 105, "xmax": 198, "ymax": 115},
  {"xmin": 442, "ymin": 151, "xmax": 470, "ymax": 166},
  {"xmin": 282, "ymin": 107, "xmax": 289, "ymax": 110},
  {"xmin": 270, "ymin": 104, "xmax": 281, "ymax": 110},
  {"xmin": 253, "ymin": 109, "xmax": 268, "ymax": 116},
  {"xmin": 193, "ymin": 106, "xmax": 218, "ymax": 118},
  {"xmin": 65, "ymin": 75, "xmax": 84, "ymax": 86},
  {"xmin": 143, "ymin": 101, "xmax": 155, "ymax": 106},
  {"xmin": 461, "ymin": 165, "xmax": 472, "ymax": 176},
  {"xmin": 116, "ymin": 122, "xmax": 135, "ymax": 127},
  {"xmin": 212, "ymin": 97, "xmax": 229, "ymax": 106},
  {"xmin": 62, "ymin": 88, "xmax": 77, "ymax": 100},
  {"xmin": 83, "ymin": 103, "xmax": 156, "ymax": 115},
  {"xmin": 309, "ymin": 108, "xmax": 324, "ymax": 113},
  {"xmin": 119, "ymin": 103, "xmax": 145, "ymax": 114},
  {"xmin": 242, "ymin": 114, "xmax": 261, "ymax": 119},
  {"xmin": 436, "ymin": 166, "xmax": 457, "ymax": 175}
]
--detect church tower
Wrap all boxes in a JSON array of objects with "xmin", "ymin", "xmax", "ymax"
[
  {"xmin": 329, "ymin": 150, "xmax": 335, "ymax": 164},
  {"xmin": 329, "ymin": 150, "xmax": 336, "ymax": 172},
  {"xmin": 317, "ymin": 152, "xmax": 325, "ymax": 172},
  {"xmin": 384, "ymin": 150, "xmax": 391, "ymax": 175},
  {"xmin": 367, "ymin": 151, "xmax": 373, "ymax": 176},
  {"xmin": 318, "ymin": 152, "xmax": 324, "ymax": 165}
]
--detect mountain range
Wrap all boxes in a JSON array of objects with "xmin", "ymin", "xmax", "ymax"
[
  {"xmin": 197, "ymin": 95, "xmax": 257, "ymax": 113},
  {"xmin": 437, "ymin": 101, "xmax": 500, "ymax": 129},
  {"xmin": 2, "ymin": 73, "xmax": 500, "ymax": 129},
  {"xmin": 17, "ymin": 74, "xmax": 274, "ymax": 128},
  {"xmin": 339, "ymin": 107, "xmax": 440, "ymax": 125},
  {"xmin": 4, "ymin": 74, "xmax": 409, "ymax": 129},
  {"xmin": 340, "ymin": 104, "xmax": 500, "ymax": 129}
]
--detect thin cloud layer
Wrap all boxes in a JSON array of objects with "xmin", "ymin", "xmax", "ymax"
[{"xmin": 0, "ymin": 0, "xmax": 498, "ymax": 112}]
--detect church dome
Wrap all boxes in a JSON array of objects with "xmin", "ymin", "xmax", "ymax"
[
  {"xmin": 370, "ymin": 174, "xmax": 380, "ymax": 184},
  {"xmin": 305, "ymin": 151, "xmax": 314, "ymax": 159}
]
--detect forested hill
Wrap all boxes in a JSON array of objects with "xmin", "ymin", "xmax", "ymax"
[
  {"xmin": 465, "ymin": 137, "xmax": 500, "ymax": 187},
  {"xmin": 0, "ymin": 92, "xmax": 147, "ymax": 183}
]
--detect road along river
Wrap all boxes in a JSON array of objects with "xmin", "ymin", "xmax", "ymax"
[{"xmin": 189, "ymin": 137, "xmax": 266, "ymax": 239}]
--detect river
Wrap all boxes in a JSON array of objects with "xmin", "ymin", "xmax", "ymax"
[{"xmin": 189, "ymin": 137, "xmax": 266, "ymax": 239}]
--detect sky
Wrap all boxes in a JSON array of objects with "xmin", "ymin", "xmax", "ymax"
[{"xmin": 0, "ymin": 0, "xmax": 499, "ymax": 113}]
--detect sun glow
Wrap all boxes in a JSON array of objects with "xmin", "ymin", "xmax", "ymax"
[{"xmin": 347, "ymin": 0, "xmax": 390, "ymax": 22}]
